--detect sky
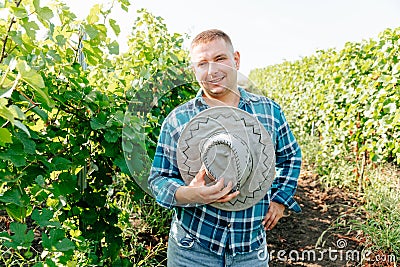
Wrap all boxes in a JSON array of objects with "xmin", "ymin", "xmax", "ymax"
[{"xmin": 67, "ymin": 0, "xmax": 400, "ymax": 76}]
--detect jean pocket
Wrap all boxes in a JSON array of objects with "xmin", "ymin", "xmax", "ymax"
[
  {"xmin": 177, "ymin": 235, "xmax": 195, "ymax": 249},
  {"xmin": 169, "ymin": 221, "xmax": 195, "ymax": 249}
]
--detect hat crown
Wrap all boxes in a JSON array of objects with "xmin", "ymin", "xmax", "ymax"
[
  {"xmin": 201, "ymin": 133, "xmax": 253, "ymax": 190},
  {"xmin": 176, "ymin": 106, "xmax": 276, "ymax": 211}
]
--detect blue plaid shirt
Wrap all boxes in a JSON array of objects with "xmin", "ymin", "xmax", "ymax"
[{"xmin": 148, "ymin": 87, "xmax": 302, "ymax": 256}]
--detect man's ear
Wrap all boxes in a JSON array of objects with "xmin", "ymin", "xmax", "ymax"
[{"xmin": 234, "ymin": 51, "xmax": 240, "ymax": 70}]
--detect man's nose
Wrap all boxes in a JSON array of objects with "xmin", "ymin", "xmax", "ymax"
[{"xmin": 207, "ymin": 62, "xmax": 218, "ymax": 75}]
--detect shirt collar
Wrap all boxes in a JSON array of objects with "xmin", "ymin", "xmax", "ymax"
[{"xmin": 238, "ymin": 87, "xmax": 260, "ymax": 103}]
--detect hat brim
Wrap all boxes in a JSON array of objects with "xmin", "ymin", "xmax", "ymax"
[{"xmin": 177, "ymin": 106, "xmax": 275, "ymax": 211}]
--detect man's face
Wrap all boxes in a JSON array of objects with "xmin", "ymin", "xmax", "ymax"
[{"xmin": 190, "ymin": 38, "xmax": 240, "ymax": 98}]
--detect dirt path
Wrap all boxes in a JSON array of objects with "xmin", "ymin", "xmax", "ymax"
[{"xmin": 267, "ymin": 170, "xmax": 364, "ymax": 266}]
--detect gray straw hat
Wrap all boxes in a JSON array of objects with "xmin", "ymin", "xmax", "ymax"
[{"xmin": 177, "ymin": 106, "xmax": 276, "ymax": 211}]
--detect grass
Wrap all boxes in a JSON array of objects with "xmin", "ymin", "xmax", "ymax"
[
  {"xmin": 299, "ymin": 134, "xmax": 399, "ymax": 265},
  {"xmin": 355, "ymin": 164, "xmax": 400, "ymax": 260},
  {"xmin": 116, "ymin": 192, "xmax": 172, "ymax": 266}
]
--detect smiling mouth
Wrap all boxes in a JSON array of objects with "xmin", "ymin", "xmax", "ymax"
[{"xmin": 207, "ymin": 76, "xmax": 225, "ymax": 83}]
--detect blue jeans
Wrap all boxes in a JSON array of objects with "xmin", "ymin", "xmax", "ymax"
[{"xmin": 167, "ymin": 220, "xmax": 269, "ymax": 267}]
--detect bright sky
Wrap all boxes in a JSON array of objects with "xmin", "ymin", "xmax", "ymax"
[{"xmin": 67, "ymin": 0, "xmax": 400, "ymax": 76}]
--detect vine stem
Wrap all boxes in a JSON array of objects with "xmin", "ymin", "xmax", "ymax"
[
  {"xmin": 0, "ymin": 0, "xmax": 23, "ymax": 63},
  {"xmin": 359, "ymin": 151, "xmax": 366, "ymax": 193},
  {"xmin": 15, "ymin": 82, "xmax": 37, "ymax": 107}
]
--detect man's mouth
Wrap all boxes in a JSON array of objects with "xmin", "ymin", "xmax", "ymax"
[{"xmin": 207, "ymin": 76, "xmax": 225, "ymax": 83}]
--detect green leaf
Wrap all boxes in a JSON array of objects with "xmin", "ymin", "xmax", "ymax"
[
  {"xmin": 51, "ymin": 157, "xmax": 72, "ymax": 171},
  {"xmin": 16, "ymin": 61, "xmax": 44, "ymax": 89},
  {"xmin": 9, "ymin": 31, "xmax": 23, "ymax": 47},
  {"xmin": 117, "ymin": 0, "xmax": 131, "ymax": 11},
  {"xmin": 16, "ymin": 61, "xmax": 54, "ymax": 108},
  {"xmin": 42, "ymin": 228, "xmax": 74, "ymax": 252},
  {"xmin": 31, "ymin": 106, "xmax": 48, "ymax": 122},
  {"xmin": 0, "ymin": 146, "xmax": 26, "ymax": 167},
  {"xmin": 0, "ymin": 187, "xmax": 30, "ymax": 207},
  {"xmin": 108, "ymin": 40, "xmax": 119, "ymax": 55},
  {"xmin": 14, "ymin": 131, "xmax": 36, "ymax": 154},
  {"xmin": 90, "ymin": 117, "xmax": 106, "ymax": 130},
  {"xmin": 0, "ymin": 104, "xmax": 15, "ymax": 123},
  {"xmin": 37, "ymin": 7, "xmax": 54, "ymax": 21},
  {"xmin": 31, "ymin": 208, "xmax": 61, "ymax": 228},
  {"xmin": 84, "ymin": 24, "xmax": 99, "ymax": 39},
  {"xmin": 6, "ymin": 204, "xmax": 28, "ymax": 222},
  {"xmin": 9, "ymin": 105, "xmax": 26, "ymax": 120},
  {"xmin": 169, "ymin": 52, "xmax": 179, "ymax": 63},
  {"xmin": 35, "ymin": 175, "xmax": 45, "ymax": 187},
  {"xmin": 21, "ymin": 19, "xmax": 40, "ymax": 39},
  {"xmin": 383, "ymin": 102, "xmax": 396, "ymax": 114},
  {"xmin": 109, "ymin": 19, "xmax": 120, "ymax": 36},
  {"xmin": 55, "ymin": 35, "xmax": 67, "ymax": 46},
  {"xmin": 86, "ymin": 4, "xmax": 100, "ymax": 24},
  {"xmin": 33, "ymin": 0, "xmax": 41, "ymax": 11},
  {"xmin": 81, "ymin": 208, "xmax": 98, "ymax": 224},
  {"xmin": 42, "ymin": 229, "xmax": 55, "ymax": 251},
  {"xmin": 3, "ymin": 222, "xmax": 34, "ymax": 249},
  {"xmin": 104, "ymin": 130, "xmax": 119, "ymax": 143},
  {"xmin": 10, "ymin": 7, "xmax": 27, "ymax": 18},
  {"xmin": 55, "ymin": 238, "xmax": 75, "ymax": 252},
  {"xmin": 0, "ymin": 128, "xmax": 13, "ymax": 145},
  {"xmin": 52, "ymin": 173, "xmax": 77, "ymax": 196},
  {"xmin": 45, "ymin": 258, "xmax": 57, "ymax": 267},
  {"xmin": 0, "ymin": 87, "xmax": 14, "ymax": 98},
  {"xmin": 13, "ymin": 120, "xmax": 31, "ymax": 137},
  {"xmin": 114, "ymin": 156, "xmax": 130, "ymax": 174}
]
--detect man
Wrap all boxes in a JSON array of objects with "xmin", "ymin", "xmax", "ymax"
[{"xmin": 148, "ymin": 29, "xmax": 302, "ymax": 266}]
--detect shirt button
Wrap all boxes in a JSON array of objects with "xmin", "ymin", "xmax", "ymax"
[{"xmin": 227, "ymin": 223, "xmax": 231, "ymax": 228}]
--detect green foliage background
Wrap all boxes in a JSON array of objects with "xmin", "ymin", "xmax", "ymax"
[
  {"xmin": 249, "ymin": 27, "xmax": 400, "ymax": 258},
  {"xmin": 0, "ymin": 0, "xmax": 196, "ymax": 265},
  {"xmin": 250, "ymin": 27, "xmax": 399, "ymax": 171}
]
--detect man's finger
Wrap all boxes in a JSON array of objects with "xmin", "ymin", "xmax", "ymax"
[
  {"xmin": 263, "ymin": 202, "xmax": 285, "ymax": 230},
  {"xmin": 268, "ymin": 218, "xmax": 279, "ymax": 230},
  {"xmin": 210, "ymin": 178, "xmax": 230, "ymax": 192},
  {"xmin": 190, "ymin": 168, "xmax": 206, "ymax": 186},
  {"xmin": 215, "ymin": 190, "xmax": 240, "ymax": 203},
  {"xmin": 263, "ymin": 213, "xmax": 275, "ymax": 230},
  {"xmin": 216, "ymin": 180, "xmax": 233, "ymax": 196}
]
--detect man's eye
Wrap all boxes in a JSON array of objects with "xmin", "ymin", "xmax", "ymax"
[{"xmin": 198, "ymin": 62, "xmax": 207, "ymax": 67}]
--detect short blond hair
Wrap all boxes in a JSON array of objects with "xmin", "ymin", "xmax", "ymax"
[{"xmin": 190, "ymin": 29, "xmax": 234, "ymax": 52}]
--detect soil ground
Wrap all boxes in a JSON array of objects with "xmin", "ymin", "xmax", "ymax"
[{"xmin": 267, "ymin": 170, "xmax": 368, "ymax": 267}]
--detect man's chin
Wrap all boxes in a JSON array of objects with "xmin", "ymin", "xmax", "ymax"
[
  {"xmin": 208, "ymin": 87, "xmax": 228, "ymax": 96},
  {"xmin": 204, "ymin": 83, "xmax": 229, "ymax": 92}
]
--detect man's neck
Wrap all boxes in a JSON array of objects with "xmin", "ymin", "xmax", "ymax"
[{"xmin": 202, "ymin": 88, "xmax": 240, "ymax": 107}]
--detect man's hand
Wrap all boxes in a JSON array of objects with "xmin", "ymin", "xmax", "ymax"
[
  {"xmin": 175, "ymin": 168, "xmax": 240, "ymax": 205},
  {"xmin": 262, "ymin": 202, "xmax": 285, "ymax": 231}
]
